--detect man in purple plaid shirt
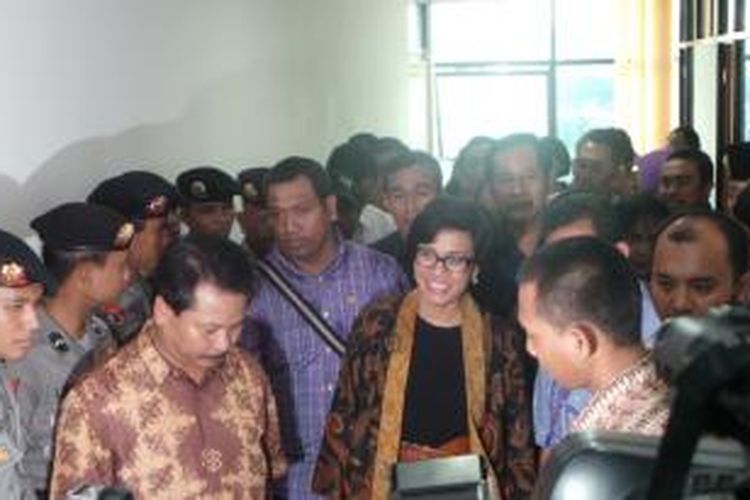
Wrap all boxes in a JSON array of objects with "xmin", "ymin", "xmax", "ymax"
[{"xmin": 243, "ymin": 157, "xmax": 408, "ymax": 499}]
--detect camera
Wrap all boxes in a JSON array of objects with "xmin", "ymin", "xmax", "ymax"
[{"xmin": 535, "ymin": 305, "xmax": 750, "ymax": 499}]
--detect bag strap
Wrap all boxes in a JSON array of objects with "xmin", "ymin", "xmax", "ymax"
[{"xmin": 256, "ymin": 259, "xmax": 346, "ymax": 357}]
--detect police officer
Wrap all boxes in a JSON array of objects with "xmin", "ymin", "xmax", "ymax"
[
  {"xmin": 8, "ymin": 202, "xmax": 134, "ymax": 495},
  {"xmin": 88, "ymin": 170, "xmax": 180, "ymax": 344},
  {"xmin": 0, "ymin": 229, "xmax": 47, "ymax": 499},
  {"xmin": 237, "ymin": 167, "xmax": 273, "ymax": 256},
  {"xmin": 176, "ymin": 166, "xmax": 240, "ymax": 238}
]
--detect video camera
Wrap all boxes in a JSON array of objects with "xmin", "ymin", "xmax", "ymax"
[{"xmin": 535, "ymin": 305, "xmax": 750, "ymax": 499}]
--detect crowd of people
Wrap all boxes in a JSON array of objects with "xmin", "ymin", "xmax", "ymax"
[{"xmin": 0, "ymin": 124, "xmax": 748, "ymax": 499}]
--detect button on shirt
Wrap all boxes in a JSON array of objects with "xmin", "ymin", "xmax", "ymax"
[
  {"xmin": 245, "ymin": 240, "xmax": 408, "ymax": 499},
  {"xmin": 50, "ymin": 323, "xmax": 287, "ymax": 499}
]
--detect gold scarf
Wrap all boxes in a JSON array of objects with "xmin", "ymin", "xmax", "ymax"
[{"xmin": 370, "ymin": 290, "xmax": 491, "ymax": 499}]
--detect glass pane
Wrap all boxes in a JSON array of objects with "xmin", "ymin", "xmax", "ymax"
[
  {"xmin": 555, "ymin": 0, "xmax": 616, "ymax": 60},
  {"xmin": 431, "ymin": 0, "xmax": 551, "ymax": 63},
  {"xmin": 556, "ymin": 64, "xmax": 614, "ymax": 153},
  {"xmin": 408, "ymin": 71, "xmax": 430, "ymax": 150},
  {"xmin": 408, "ymin": 2, "xmax": 423, "ymax": 57},
  {"xmin": 436, "ymin": 73, "xmax": 549, "ymax": 159}
]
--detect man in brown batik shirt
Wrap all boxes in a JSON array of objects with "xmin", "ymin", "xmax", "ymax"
[{"xmin": 50, "ymin": 235, "xmax": 287, "ymax": 499}]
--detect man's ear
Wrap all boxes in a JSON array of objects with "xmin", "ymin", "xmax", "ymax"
[
  {"xmin": 72, "ymin": 262, "xmax": 96, "ymax": 293},
  {"xmin": 153, "ymin": 295, "xmax": 175, "ymax": 328},
  {"xmin": 324, "ymin": 194, "xmax": 339, "ymax": 223},
  {"xmin": 568, "ymin": 321, "xmax": 599, "ymax": 362},
  {"xmin": 614, "ymin": 240, "xmax": 630, "ymax": 259}
]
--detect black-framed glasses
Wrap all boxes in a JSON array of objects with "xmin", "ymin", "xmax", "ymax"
[{"xmin": 415, "ymin": 245, "xmax": 474, "ymax": 272}]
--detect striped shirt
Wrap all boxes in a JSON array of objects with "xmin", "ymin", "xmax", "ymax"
[{"xmin": 244, "ymin": 240, "xmax": 407, "ymax": 499}]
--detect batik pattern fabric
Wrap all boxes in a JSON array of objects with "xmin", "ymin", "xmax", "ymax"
[
  {"xmin": 245, "ymin": 239, "xmax": 407, "ymax": 499},
  {"xmin": 311, "ymin": 292, "xmax": 536, "ymax": 500},
  {"xmin": 49, "ymin": 322, "xmax": 287, "ymax": 500},
  {"xmin": 570, "ymin": 354, "xmax": 670, "ymax": 436}
]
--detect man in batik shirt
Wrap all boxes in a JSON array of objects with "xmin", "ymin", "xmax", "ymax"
[
  {"xmin": 519, "ymin": 237, "xmax": 670, "ymax": 438},
  {"xmin": 50, "ymin": 235, "xmax": 286, "ymax": 499}
]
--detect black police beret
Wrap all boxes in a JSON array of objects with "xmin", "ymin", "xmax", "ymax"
[
  {"xmin": 88, "ymin": 171, "xmax": 179, "ymax": 221},
  {"xmin": 31, "ymin": 203, "xmax": 135, "ymax": 252},
  {"xmin": 237, "ymin": 167, "xmax": 269, "ymax": 204},
  {"xmin": 0, "ymin": 229, "xmax": 50, "ymax": 289},
  {"xmin": 176, "ymin": 167, "xmax": 240, "ymax": 205}
]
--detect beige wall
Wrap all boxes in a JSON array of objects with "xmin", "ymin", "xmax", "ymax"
[{"xmin": 0, "ymin": 0, "xmax": 409, "ymax": 235}]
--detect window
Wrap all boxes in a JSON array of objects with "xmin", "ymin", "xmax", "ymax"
[{"xmin": 410, "ymin": 0, "xmax": 618, "ymax": 160}]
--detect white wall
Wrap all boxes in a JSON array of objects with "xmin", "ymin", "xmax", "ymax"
[{"xmin": 0, "ymin": 0, "xmax": 409, "ymax": 235}]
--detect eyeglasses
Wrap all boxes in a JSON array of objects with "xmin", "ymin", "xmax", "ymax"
[{"xmin": 415, "ymin": 245, "xmax": 474, "ymax": 272}]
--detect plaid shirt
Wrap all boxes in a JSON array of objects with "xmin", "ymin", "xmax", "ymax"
[{"xmin": 244, "ymin": 240, "xmax": 407, "ymax": 499}]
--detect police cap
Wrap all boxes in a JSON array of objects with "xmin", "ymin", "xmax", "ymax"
[
  {"xmin": 176, "ymin": 166, "xmax": 240, "ymax": 205},
  {"xmin": 31, "ymin": 202, "xmax": 135, "ymax": 252},
  {"xmin": 237, "ymin": 167, "xmax": 269, "ymax": 204},
  {"xmin": 88, "ymin": 171, "xmax": 179, "ymax": 221},
  {"xmin": 0, "ymin": 229, "xmax": 50, "ymax": 289}
]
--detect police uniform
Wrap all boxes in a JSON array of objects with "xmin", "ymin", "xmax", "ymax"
[
  {"xmin": 0, "ymin": 229, "xmax": 50, "ymax": 499},
  {"xmin": 10, "ymin": 309, "xmax": 115, "ymax": 492},
  {"xmin": 88, "ymin": 171, "xmax": 179, "ymax": 345},
  {"xmin": 8, "ymin": 203, "xmax": 134, "ymax": 494}
]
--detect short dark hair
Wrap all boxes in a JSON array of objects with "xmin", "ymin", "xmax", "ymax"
[
  {"xmin": 406, "ymin": 196, "xmax": 493, "ymax": 267},
  {"xmin": 538, "ymin": 191, "xmax": 624, "ymax": 246},
  {"xmin": 723, "ymin": 142, "xmax": 750, "ymax": 180},
  {"xmin": 521, "ymin": 236, "xmax": 642, "ymax": 347},
  {"xmin": 153, "ymin": 234, "xmax": 256, "ymax": 314},
  {"xmin": 576, "ymin": 128, "xmax": 636, "ymax": 168},
  {"xmin": 539, "ymin": 136, "xmax": 571, "ymax": 178},
  {"xmin": 665, "ymin": 149, "xmax": 714, "ymax": 187},
  {"xmin": 734, "ymin": 184, "xmax": 750, "ymax": 229},
  {"xmin": 668, "ymin": 125, "xmax": 701, "ymax": 150},
  {"xmin": 655, "ymin": 210, "xmax": 749, "ymax": 281},
  {"xmin": 372, "ymin": 137, "xmax": 410, "ymax": 170},
  {"xmin": 41, "ymin": 248, "xmax": 109, "ymax": 287},
  {"xmin": 382, "ymin": 151, "xmax": 443, "ymax": 192},
  {"xmin": 266, "ymin": 156, "xmax": 333, "ymax": 200},
  {"xmin": 326, "ymin": 141, "xmax": 376, "ymax": 188},
  {"xmin": 485, "ymin": 133, "xmax": 545, "ymax": 182},
  {"xmin": 616, "ymin": 194, "xmax": 670, "ymax": 235}
]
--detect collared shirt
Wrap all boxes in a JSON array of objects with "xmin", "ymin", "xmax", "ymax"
[
  {"xmin": 8, "ymin": 306, "xmax": 114, "ymax": 492},
  {"xmin": 356, "ymin": 204, "xmax": 396, "ymax": 245},
  {"xmin": 50, "ymin": 322, "xmax": 286, "ymax": 499},
  {"xmin": 571, "ymin": 355, "xmax": 670, "ymax": 435},
  {"xmin": 245, "ymin": 240, "xmax": 407, "ymax": 499},
  {"xmin": 532, "ymin": 283, "xmax": 661, "ymax": 448}
]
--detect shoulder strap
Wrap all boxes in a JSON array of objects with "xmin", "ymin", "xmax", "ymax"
[{"xmin": 256, "ymin": 259, "xmax": 346, "ymax": 357}]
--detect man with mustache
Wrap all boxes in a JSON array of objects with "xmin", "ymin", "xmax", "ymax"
[
  {"xmin": 471, "ymin": 133, "xmax": 552, "ymax": 319},
  {"xmin": 50, "ymin": 235, "xmax": 287, "ymax": 498}
]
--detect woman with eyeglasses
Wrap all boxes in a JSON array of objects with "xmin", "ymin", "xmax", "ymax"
[{"xmin": 312, "ymin": 196, "xmax": 535, "ymax": 499}]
